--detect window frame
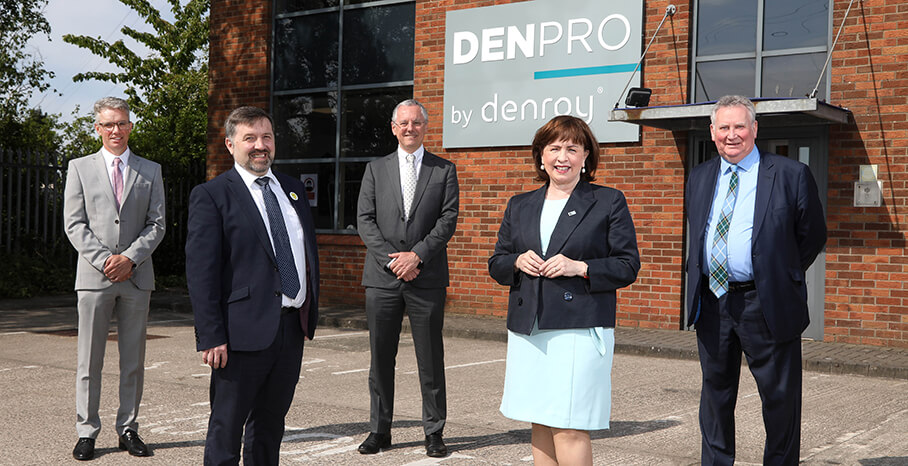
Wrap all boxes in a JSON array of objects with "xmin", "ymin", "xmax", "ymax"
[
  {"xmin": 690, "ymin": 0, "xmax": 834, "ymax": 103},
  {"xmin": 271, "ymin": 0, "xmax": 415, "ymax": 233}
]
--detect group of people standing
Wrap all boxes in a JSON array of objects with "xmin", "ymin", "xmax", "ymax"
[{"xmin": 63, "ymin": 94, "xmax": 825, "ymax": 465}]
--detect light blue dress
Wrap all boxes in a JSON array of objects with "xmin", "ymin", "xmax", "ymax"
[{"xmin": 499, "ymin": 198, "xmax": 615, "ymax": 430}]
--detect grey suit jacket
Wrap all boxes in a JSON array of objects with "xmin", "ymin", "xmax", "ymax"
[
  {"xmin": 357, "ymin": 150, "xmax": 459, "ymax": 289},
  {"xmin": 63, "ymin": 151, "xmax": 166, "ymax": 291}
]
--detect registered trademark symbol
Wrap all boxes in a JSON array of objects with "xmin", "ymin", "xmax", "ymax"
[{"xmin": 597, "ymin": 87, "xmax": 604, "ymax": 94}]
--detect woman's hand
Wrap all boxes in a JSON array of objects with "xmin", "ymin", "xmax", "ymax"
[
  {"xmin": 539, "ymin": 254, "xmax": 588, "ymax": 278},
  {"xmin": 515, "ymin": 250, "xmax": 544, "ymax": 277}
]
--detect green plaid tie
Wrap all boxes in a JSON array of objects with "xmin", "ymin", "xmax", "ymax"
[{"xmin": 708, "ymin": 168, "xmax": 738, "ymax": 298}]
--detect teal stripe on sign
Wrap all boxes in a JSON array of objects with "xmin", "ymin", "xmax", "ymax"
[{"xmin": 534, "ymin": 63, "xmax": 637, "ymax": 80}]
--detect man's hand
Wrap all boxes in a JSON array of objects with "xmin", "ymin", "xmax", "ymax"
[
  {"xmin": 388, "ymin": 251, "xmax": 421, "ymax": 281},
  {"xmin": 202, "ymin": 344, "xmax": 228, "ymax": 369},
  {"xmin": 104, "ymin": 254, "xmax": 134, "ymax": 282}
]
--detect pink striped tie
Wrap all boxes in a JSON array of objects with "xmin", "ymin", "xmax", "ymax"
[{"xmin": 113, "ymin": 158, "xmax": 124, "ymax": 210}]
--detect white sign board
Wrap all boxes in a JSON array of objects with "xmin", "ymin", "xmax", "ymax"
[{"xmin": 443, "ymin": 0, "xmax": 643, "ymax": 148}]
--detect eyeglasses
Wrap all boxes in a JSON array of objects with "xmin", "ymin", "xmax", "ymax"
[
  {"xmin": 392, "ymin": 120, "xmax": 426, "ymax": 128},
  {"xmin": 98, "ymin": 121, "xmax": 131, "ymax": 132}
]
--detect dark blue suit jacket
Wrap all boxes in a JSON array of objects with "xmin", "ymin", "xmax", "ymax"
[
  {"xmin": 186, "ymin": 168, "xmax": 320, "ymax": 352},
  {"xmin": 489, "ymin": 181, "xmax": 640, "ymax": 335},
  {"xmin": 686, "ymin": 152, "xmax": 826, "ymax": 341}
]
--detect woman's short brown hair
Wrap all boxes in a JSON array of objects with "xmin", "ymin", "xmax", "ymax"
[{"xmin": 531, "ymin": 115, "xmax": 599, "ymax": 183}]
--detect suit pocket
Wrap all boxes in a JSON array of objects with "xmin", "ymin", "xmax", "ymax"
[{"xmin": 227, "ymin": 286, "xmax": 249, "ymax": 303}]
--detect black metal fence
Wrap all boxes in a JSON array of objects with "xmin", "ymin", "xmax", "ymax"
[{"xmin": 0, "ymin": 147, "xmax": 204, "ymax": 283}]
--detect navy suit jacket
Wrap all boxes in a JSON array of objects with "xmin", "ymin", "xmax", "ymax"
[
  {"xmin": 186, "ymin": 168, "xmax": 320, "ymax": 352},
  {"xmin": 489, "ymin": 182, "xmax": 640, "ymax": 335},
  {"xmin": 686, "ymin": 152, "xmax": 826, "ymax": 341}
]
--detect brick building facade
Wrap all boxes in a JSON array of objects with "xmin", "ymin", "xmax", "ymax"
[{"xmin": 208, "ymin": 0, "xmax": 908, "ymax": 348}]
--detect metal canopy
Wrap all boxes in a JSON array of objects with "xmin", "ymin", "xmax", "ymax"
[{"xmin": 609, "ymin": 98, "xmax": 851, "ymax": 131}]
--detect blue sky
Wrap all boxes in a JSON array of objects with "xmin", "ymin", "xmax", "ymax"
[{"xmin": 25, "ymin": 0, "xmax": 180, "ymax": 123}]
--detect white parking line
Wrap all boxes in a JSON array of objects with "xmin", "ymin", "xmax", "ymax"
[
  {"xmin": 403, "ymin": 359, "xmax": 505, "ymax": 375},
  {"xmin": 314, "ymin": 331, "xmax": 369, "ymax": 339}
]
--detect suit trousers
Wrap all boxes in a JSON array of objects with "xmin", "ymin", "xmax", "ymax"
[
  {"xmin": 365, "ymin": 285, "xmax": 446, "ymax": 436},
  {"xmin": 75, "ymin": 282, "xmax": 151, "ymax": 438},
  {"xmin": 204, "ymin": 310, "xmax": 304, "ymax": 466},
  {"xmin": 695, "ymin": 282, "xmax": 802, "ymax": 466}
]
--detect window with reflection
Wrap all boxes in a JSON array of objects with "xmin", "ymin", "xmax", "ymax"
[
  {"xmin": 273, "ymin": 0, "xmax": 415, "ymax": 232},
  {"xmin": 693, "ymin": 0, "xmax": 830, "ymax": 102}
]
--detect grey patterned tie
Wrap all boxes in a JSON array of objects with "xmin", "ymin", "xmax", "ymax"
[
  {"xmin": 255, "ymin": 177, "xmax": 301, "ymax": 299},
  {"xmin": 403, "ymin": 154, "xmax": 417, "ymax": 220}
]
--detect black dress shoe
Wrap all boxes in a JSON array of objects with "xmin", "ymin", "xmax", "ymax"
[
  {"xmin": 118, "ymin": 430, "xmax": 151, "ymax": 457},
  {"xmin": 357, "ymin": 432, "xmax": 391, "ymax": 454},
  {"xmin": 73, "ymin": 438, "xmax": 95, "ymax": 461},
  {"xmin": 425, "ymin": 433, "xmax": 448, "ymax": 458}
]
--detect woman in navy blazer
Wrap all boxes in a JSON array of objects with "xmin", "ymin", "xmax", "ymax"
[{"xmin": 489, "ymin": 116, "xmax": 640, "ymax": 465}]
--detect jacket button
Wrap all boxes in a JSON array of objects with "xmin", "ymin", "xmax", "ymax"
[
  {"xmin": 517, "ymin": 297, "xmax": 523, "ymax": 306},
  {"xmin": 274, "ymin": 291, "xmax": 281, "ymax": 297},
  {"xmin": 400, "ymin": 240, "xmax": 406, "ymax": 245},
  {"xmin": 114, "ymin": 219, "xmax": 119, "ymax": 224},
  {"xmin": 563, "ymin": 292, "xmax": 573, "ymax": 301}
]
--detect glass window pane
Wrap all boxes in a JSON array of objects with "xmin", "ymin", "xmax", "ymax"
[
  {"xmin": 275, "ymin": 0, "xmax": 339, "ymax": 14},
  {"xmin": 342, "ymin": 4, "xmax": 415, "ymax": 85},
  {"xmin": 697, "ymin": 0, "xmax": 757, "ymax": 56},
  {"xmin": 273, "ymin": 93, "xmax": 338, "ymax": 159},
  {"xmin": 341, "ymin": 87, "xmax": 412, "ymax": 158},
  {"xmin": 762, "ymin": 53, "xmax": 827, "ymax": 98},
  {"xmin": 764, "ymin": 0, "xmax": 828, "ymax": 51},
  {"xmin": 270, "ymin": 162, "xmax": 336, "ymax": 230},
  {"xmin": 695, "ymin": 59, "xmax": 755, "ymax": 102},
  {"xmin": 340, "ymin": 162, "xmax": 367, "ymax": 231},
  {"xmin": 274, "ymin": 13, "xmax": 339, "ymax": 90}
]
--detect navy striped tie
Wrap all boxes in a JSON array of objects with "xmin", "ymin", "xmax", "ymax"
[{"xmin": 256, "ymin": 177, "xmax": 301, "ymax": 299}]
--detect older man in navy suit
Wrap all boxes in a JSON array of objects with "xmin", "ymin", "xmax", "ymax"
[
  {"xmin": 186, "ymin": 106, "xmax": 319, "ymax": 465},
  {"xmin": 686, "ymin": 95, "xmax": 826, "ymax": 465}
]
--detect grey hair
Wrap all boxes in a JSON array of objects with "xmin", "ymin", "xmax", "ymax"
[
  {"xmin": 225, "ymin": 106, "xmax": 273, "ymax": 141},
  {"xmin": 391, "ymin": 99, "xmax": 429, "ymax": 124},
  {"xmin": 93, "ymin": 97, "xmax": 130, "ymax": 123},
  {"xmin": 710, "ymin": 95, "xmax": 756, "ymax": 125}
]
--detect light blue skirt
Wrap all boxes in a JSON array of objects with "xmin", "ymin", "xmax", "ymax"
[{"xmin": 499, "ymin": 322, "xmax": 614, "ymax": 430}]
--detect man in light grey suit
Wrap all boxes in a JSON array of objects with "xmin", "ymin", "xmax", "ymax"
[
  {"xmin": 63, "ymin": 97, "xmax": 166, "ymax": 461},
  {"xmin": 356, "ymin": 99, "xmax": 459, "ymax": 458}
]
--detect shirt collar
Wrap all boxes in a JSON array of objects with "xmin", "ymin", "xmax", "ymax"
[
  {"xmin": 234, "ymin": 162, "xmax": 276, "ymax": 189},
  {"xmin": 100, "ymin": 146, "xmax": 131, "ymax": 167},
  {"xmin": 719, "ymin": 146, "xmax": 760, "ymax": 174},
  {"xmin": 397, "ymin": 145, "xmax": 424, "ymax": 163}
]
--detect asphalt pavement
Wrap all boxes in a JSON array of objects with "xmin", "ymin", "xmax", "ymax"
[{"xmin": 0, "ymin": 290, "xmax": 906, "ymax": 465}]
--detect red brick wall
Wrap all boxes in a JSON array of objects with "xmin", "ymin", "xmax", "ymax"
[
  {"xmin": 208, "ymin": 0, "xmax": 908, "ymax": 347},
  {"xmin": 207, "ymin": 0, "xmax": 272, "ymax": 179},
  {"xmin": 823, "ymin": 0, "xmax": 908, "ymax": 347}
]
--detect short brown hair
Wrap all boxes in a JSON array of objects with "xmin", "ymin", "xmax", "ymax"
[
  {"xmin": 225, "ymin": 106, "xmax": 273, "ymax": 141},
  {"xmin": 531, "ymin": 115, "xmax": 598, "ymax": 182}
]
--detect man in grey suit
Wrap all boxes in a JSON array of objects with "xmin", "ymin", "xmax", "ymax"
[
  {"xmin": 356, "ymin": 99, "xmax": 459, "ymax": 458},
  {"xmin": 63, "ymin": 97, "xmax": 166, "ymax": 461}
]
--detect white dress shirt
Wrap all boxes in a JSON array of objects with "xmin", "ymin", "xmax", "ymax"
[{"xmin": 234, "ymin": 163, "xmax": 307, "ymax": 308}]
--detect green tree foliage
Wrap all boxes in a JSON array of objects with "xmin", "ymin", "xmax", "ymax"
[
  {"xmin": 0, "ymin": 0, "xmax": 56, "ymax": 142},
  {"xmin": 62, "ymin": 0, "xmax": 209, "ymax": 166}
]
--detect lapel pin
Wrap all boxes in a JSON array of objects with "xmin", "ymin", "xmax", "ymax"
[
  {"xmin": 290, "ymin": 192, "xmax": 299, "ymax": 201},
  {"xmin": 568, "ymin": 210, "xmax": 576, "ymax": 216}
]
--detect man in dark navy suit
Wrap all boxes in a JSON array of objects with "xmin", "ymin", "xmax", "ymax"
[
  {"xmin": 186, "ymin": 106, "xmax": 319, "ymax": 465},
  {"xmin": 686, "ymin": 95, "xmax": 826, "ymax": 466}
]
